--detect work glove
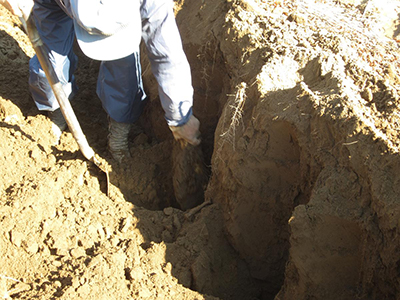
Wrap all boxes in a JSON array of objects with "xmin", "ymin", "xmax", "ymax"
[
  {"xmin": 169, "ymin": 115, "xmax": 201, "ymax": 146},
  {"xmin": 0, "ymin": 0, "xmax": 33, "ymax": 17}
]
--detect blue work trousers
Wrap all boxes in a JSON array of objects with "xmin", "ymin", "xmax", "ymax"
[{"xmin": 29, "ymin": 0, "xmax": 146, "ymax": 123}]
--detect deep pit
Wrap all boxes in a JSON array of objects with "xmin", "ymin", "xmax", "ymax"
[{"xmin": 1, "ymin": 0, "xmax": 400, "ymax": 299}]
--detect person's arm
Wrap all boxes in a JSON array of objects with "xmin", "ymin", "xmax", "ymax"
[{"xmin": 141, "ymin": 0, "xmax": 201, "ymax": 146}]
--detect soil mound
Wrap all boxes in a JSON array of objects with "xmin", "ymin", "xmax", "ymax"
[{"xmin": 1, "ymin": 0, "xmax": 400, "ymax": 299}]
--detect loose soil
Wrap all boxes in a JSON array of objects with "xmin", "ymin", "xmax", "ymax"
[{"xmin": 1, "ymin": 0, "xmax": 400, "ymax": 299}]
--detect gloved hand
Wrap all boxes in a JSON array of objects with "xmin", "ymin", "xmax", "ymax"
[
  {"xmin": 0, "ymin": 0, "xmax": 33, "ymax": 17},
  {"xmin": 169, "ymin": 115, "xmax": 201, "ymax": 146}
]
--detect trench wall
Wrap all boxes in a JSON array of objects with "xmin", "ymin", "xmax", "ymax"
[{"xmin": 142, "ymin": 0, "xmax": 400, "ymax": 299}]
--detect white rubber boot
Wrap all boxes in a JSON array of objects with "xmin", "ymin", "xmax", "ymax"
[{"xmin": 48, "ymin": 108, "xmax": 67, "ymax": 144}]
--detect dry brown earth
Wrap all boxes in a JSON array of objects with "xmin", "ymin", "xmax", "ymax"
[{"xmin": 1, "ymin": 0, "xmax": 400, "ymax": 299}]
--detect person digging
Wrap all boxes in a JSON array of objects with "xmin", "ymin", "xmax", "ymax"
[
  {"xmin": 1, "ymin": 0, "xmax": 201, "ymax": 162},
  {"xmin": 2, "ymin": 0, "xmax": 208, "ymax": 210}
]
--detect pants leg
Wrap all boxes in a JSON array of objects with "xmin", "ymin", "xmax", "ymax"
[
  {"xmin": 29, "ymin": 0, "xmax": 78, "ymax": 112},
  {"xmin": 96, "ymin": 52, "xmax": 146, "ymax": 123}
]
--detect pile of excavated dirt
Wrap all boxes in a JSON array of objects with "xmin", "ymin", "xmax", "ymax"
[{"xmin": 1, "ymin": 0, "xmax": 400, "ymax": 299}]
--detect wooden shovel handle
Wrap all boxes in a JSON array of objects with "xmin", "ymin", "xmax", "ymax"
[{"xmin": 23, "ymin": 12, "xmax": 97, "ymax": 163}]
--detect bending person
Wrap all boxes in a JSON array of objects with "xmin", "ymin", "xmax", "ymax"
[{"xmin": 1, "ymin": 0, "xmax": 201, "ymax": 162}]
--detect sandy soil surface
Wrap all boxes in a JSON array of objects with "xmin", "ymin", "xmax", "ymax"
[{"xmin": 1, "ymin": 0, "xmax": 400, "ymax": 299}]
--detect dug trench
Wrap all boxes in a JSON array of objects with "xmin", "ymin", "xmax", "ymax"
[{"xmin": 1, "ymin": 0, "xmax": 400, "ymax": 299}]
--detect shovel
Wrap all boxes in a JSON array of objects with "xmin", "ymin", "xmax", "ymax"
[{"xmin": 20, "ymin": 11, "xmax": 110, "ymax": 195}]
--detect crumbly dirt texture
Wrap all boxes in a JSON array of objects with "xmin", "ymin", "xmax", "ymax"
[{"xmin": 1, "ymin": 0, "xmax": 400, "ymax": 299}]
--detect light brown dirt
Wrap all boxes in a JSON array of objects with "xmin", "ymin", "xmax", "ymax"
[
  {"xmin": 1, "ymin": 0, "xmax": 400, "ymax": 299},
  {"xmin": 0, "ymin": 4, "xmax": 257, "ymax": 300}
]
